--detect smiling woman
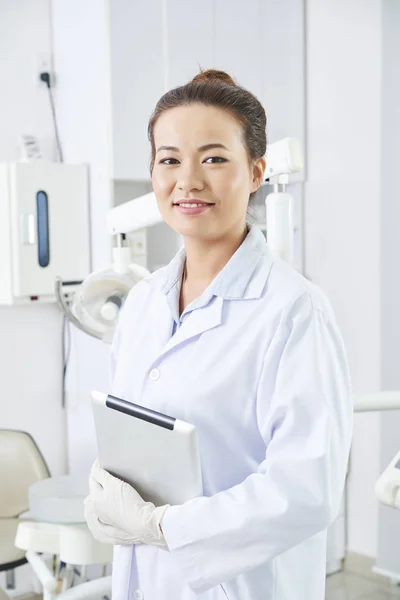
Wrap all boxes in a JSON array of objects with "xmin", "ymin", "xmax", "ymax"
[{"xmin": 85, "ymin": 68, "xmax": 353, "ymax": 600}]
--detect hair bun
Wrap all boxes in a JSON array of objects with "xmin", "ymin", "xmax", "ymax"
[{"xmin": 191, "ymin": 69, "xmax": 236, "ymax": 87}]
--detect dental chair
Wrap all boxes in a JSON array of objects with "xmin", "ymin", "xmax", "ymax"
[
  {"xmin": 0, "ymin": 429, "xmax": 50, "ymax": 592},
  {"xmin": 0, "ymin": 429, "xmax": 112, "ymax": 600},
  {"xmin": 14, "ymin": 470, "xmax": 113, "ymax": 599},
  {"xmin": 0, "ymin": 589, "xmax": 10, "ymax": 600}
]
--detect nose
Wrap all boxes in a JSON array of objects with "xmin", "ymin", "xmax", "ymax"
[{"xmin": 176, "ymin": 161, "xmax": 205, "ymax": 194}]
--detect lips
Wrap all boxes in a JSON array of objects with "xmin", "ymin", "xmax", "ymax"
[
  {"xmin": 174, "ymin": 202, "xmax": 215, "ymax": 216},
  {"xmin": 173, "ymin": 199, "xmax": 215, "ymax": 206}
]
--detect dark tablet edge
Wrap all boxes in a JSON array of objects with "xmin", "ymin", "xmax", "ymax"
[{"xmin": 106, "ymin": 394, "xmax": 176, "ymax": 431}]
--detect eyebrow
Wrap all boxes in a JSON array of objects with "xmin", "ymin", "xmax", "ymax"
[{"xmin": 156, "ymin": 143, "xmax": 229, "ymax": 154}]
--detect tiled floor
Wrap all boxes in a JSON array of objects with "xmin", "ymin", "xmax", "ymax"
[
  {"xmin": 326, "ymin": 572, "xmax": 400, "ymax": 599},
  {"xmin": 2, "ymin": 572, "xmax": 400, "ymax": 600}
]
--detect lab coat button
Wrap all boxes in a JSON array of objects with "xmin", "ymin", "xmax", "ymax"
[
  {"xmin": 132, "ymin": 591, "xmax": 144, "ymax": 600},
  {"xmin": 149, "ymin": 368, "xmax": 160, "ymax": 381}
]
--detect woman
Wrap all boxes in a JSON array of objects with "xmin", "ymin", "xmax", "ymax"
[{"xmin": 84, "ymin": 69, "xmax": 353, "ymax": 600}]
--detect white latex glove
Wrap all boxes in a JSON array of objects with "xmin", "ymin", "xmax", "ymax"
[{"xmin": 84, "ymin": 459, "xmax": 170, "ymax": 548}]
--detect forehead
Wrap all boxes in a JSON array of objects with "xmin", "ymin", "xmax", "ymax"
[{"xmin": 153, "ymin": 104, "xmax": 244, "ymax": 149}]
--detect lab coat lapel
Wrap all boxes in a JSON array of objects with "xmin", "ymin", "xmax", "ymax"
[
  {"xmin": 146, "ymin": 225, "xmax": 274, "ymax": 361},
  {"xmin": 151, "ymin": 294, "xmax": 176, "ymax": 351},
  {"xmin": 159, "ymin": 296, "xmax": 223, "ymax": 357}
]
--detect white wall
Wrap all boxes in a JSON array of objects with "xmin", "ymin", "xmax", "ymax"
[
  {"xmin": 306, "ymin": 0, "xmax": 382, "ymax": 558},
  {"xmin": 51, "ymin": 0, "xmax": 113, "ymax": 271},
  {"xmin": 0, "ymin": 0, "xmax": 67, "ymax": 477},
  {"xmin": 0, "ymin": 0, "xmax": 114, "ymax": 479},
  {"xmin": 110, "ymin": 0, "xmax": 306, "ymax": 181},
  {"xmin": 109, "ymin": 0, "xmax": 165, "ymax": 180},
  {"xmin": 376, "ymin": 0, "xmax": 400, "ymax": 578},
  {"xmin": 0, "ymin": 0, "xmax": 55, "ymax": 161},
  {"xmin": 51, "ymin": 0, "xmax": 114, "ymax": 474}
]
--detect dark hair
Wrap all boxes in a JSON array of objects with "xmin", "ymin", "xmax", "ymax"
[{"xmin": 147, "ymin": 68, "xmax": 267, "ymax": 174}]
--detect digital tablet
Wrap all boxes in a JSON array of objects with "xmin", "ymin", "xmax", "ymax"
[{"xmin": 91, "ymin": 390, "xmax": 203, "ymax": 506}]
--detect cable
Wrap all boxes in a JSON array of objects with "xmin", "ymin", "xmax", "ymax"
[
  {"xmin": 61, "ymin": 315, "xmax": 71, "ymax": 409},
  {"xmin": 40, "ymin": 72, "xmax": 64, "ymax": 162},
  {"xmin": 40, "ymin": 72, "xmax": 68, "ymax": 412}
]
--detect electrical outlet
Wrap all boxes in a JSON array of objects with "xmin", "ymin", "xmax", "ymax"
[{"xmin": 37, "ymin": 53, "xmax": 55, "ymax": 87}]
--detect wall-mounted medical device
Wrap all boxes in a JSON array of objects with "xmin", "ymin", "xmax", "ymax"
[{"xmin": 0, "ymin": 161, "xmax": 90, "ymax": 305}]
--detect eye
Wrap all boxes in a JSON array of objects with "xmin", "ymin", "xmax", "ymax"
[
  {"xmin": 204, "ymin": 157, "xmax": 227, "ymax": 164},
  {"xmin": 159, "ymin": 158, "xmax": 180, "ymax": 165}
]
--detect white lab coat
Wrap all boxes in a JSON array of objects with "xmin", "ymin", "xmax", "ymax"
[{"xmin": 110, "ymin": 226, "xmax": 353, "ymax": 600}]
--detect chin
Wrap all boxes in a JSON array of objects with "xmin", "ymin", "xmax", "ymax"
[{"xmin": 169, "ymin": 217, "xmax": 217, "ymax": 240}]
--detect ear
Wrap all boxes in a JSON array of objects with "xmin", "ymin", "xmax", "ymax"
[{"xmin": 250, "ymin": 157, "xmax": 267, "ymax": 193}]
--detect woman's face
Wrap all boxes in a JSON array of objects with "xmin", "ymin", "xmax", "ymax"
[{"xmin": 151, "ymin": 104, "xmax": 265, "ymax": 241}]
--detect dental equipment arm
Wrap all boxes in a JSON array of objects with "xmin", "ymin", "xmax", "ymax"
[
  {"xmin": 265, "ymin": 138, "xmax": 302, "ymax": 263},
  {"xmin": 108, "ymin": 136, "xmax": 303, "ymax": 269},
  {"xmin": 55, "ymin": 137, "xmax": 303, "ymax": 341},
  {"xmin": 353, "ymin": 391, "xmax": 400, "ymax": 413},
  {"xmin": 107, "ymin": 137, "xmax": 303, "ymax": 237}
]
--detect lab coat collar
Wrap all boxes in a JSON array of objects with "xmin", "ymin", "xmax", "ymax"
[
  {"xmin": 146, "ymin": 227, "xmax": 274, "ymax": 358},
  {"xmin": 154, "ymin": 295, "xmax": 224, "ymax": 359},
  {"xmin": 147, "ymin": 226, "xmax": 274, "ymax": 303}
]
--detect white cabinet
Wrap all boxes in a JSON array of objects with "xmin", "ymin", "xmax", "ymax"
[
  {"xmin": 110, "ymin": 0, "xmax": 305, "ymax": 181},
  {"xmin": 0, "ymin": 161, "xmax": 90, "ymax": 305},
  {"xmin": 166, "ymin": 0, "xmax": 214, "ymax": 89},
  {"xmin": 214, "ymin": 0, "xmax": 264, "ymax": 99},
  {"xmin": 109, "ymin": 0, "xmax": 165, "ymax": 181},
  {"xmin": 260, "ymin": 0, "xmax": 306, "ymax": 154}
]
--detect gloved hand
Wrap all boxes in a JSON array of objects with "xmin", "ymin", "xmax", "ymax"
[{"xmin": 84, "ymin": 459, "xmax": 170, "ymax": 548}]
